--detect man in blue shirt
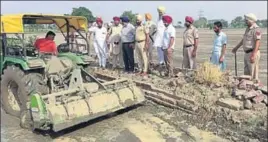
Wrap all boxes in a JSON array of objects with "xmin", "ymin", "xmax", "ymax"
[{"xmin": 211, "ymin": 21, "xmax": 227, "ymax": 71}]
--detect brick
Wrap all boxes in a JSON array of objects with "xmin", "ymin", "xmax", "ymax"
[
  {"xmin": 243, "ymin": 90, "xmax": 261, "ymax": 99},
  {"xmin": 217, "ymin": 98, "xmax": 243, "ymax": 111},
  {"xmin": 259, "ymin": 86, "xmax": 267, "ymax": 95},
  {"xmin": 233, "ymin": 89, "xmax": 247, "ymax": 97},
  {"xmin": 238, "ymin": 79, "xmax": 254, "ymax": 90},
  {"xmin": 252, "ymin": 94, "xmax": 265, "ymax": 104},
  {"xmin": 237, "ymin": 75, "xmax": 252, "ymax": 81},
  {"xmin": 244, "ymin": 100, "xmax": 253, "ymax": 109}
]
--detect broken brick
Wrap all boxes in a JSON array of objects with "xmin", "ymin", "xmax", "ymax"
[
  {"xmin": 238, "ymin": 79, "xmax": 254, "ymax": 90},
  {"xmin": 217, "ymin": 98, "xmax": 243, "ymax": 111},
  {"xmin": 243, "ymin": 90, "xmax": 261, "ymax": 99},
  {"xmin": 252, "ymin": 94, "xmax": 265, "ymax": 104}
]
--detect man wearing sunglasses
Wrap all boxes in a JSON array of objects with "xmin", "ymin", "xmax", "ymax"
[{"xmin": 232, "ymin": 13, "xmax": 262, "ymax": 82}]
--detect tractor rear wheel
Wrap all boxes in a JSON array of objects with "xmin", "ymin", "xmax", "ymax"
[{"xmin": 1, "ymin": 65, "xmax": 49, "ymax": 123}]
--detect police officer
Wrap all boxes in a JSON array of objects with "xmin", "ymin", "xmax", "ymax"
[
  {"xmin": 145, "ymin": 13, "xmax": 157, "ymax": 66},
  {"xmin": 182, "ymin": 16, "xmax": 199, "ymax": 69},
  {"xmin": 135, "ymin": 14, "xmax": 150, "ymax": 76},
  {"xmin": 232, "ymin": 13, "xmax": 262, "ymax": 82}
]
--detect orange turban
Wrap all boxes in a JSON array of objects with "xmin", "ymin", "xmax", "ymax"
[{"xmin": 145, "ymin": 13, "xmax": 152, "ymax": 20}]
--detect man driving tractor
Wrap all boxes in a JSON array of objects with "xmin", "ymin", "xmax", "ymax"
[{"xmin": 34, "ymin": 31, "xmax": 58, "ymax": 55}]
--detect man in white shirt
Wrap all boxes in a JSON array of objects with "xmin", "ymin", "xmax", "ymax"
[
  {"xmin": 154, "ymin": 6, "xmax": 166, "ymax": 66},
  {"xmin": 162, "ymin": 15, "xmax": 176, "ymax": 78},
  {"xmin": 88, "ymin": 18, "xmax": 108, "ymax": 68}
]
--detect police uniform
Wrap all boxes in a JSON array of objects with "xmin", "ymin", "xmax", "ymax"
[
  {"xmin": 135, "ymin": 18, "xmax": 150, "ymax": 73},
  {"xmin": 242, "ymin": 22, "xmax": 261, "ymax": 80},
  {"xmin": 145, "ymin": 20, "xmax": 157, "ymax": 64},
  {"xmin": 182, "ymin": 25, "xmax": 199, "ymax": 69},
  {"xmin": 108, "ymin": 24, "xmax": 123, "ymax": 68}
]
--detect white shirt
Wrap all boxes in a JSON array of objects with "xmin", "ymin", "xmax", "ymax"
[
  {"xmin": 153, "ymin": 19, "xmax": 165, "ymax": 47},
  {"xmin": 89, "ymin": 26, "xmax": 107, "ymax": 41},
  {"xmin": 162, "ymin": 25, "xmax": 176, "ymax": 49}
]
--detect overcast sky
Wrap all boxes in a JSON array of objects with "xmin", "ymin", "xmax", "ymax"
[{"xmin": 1, "ymin": 1, "xmax": 267, "ymax": 23}]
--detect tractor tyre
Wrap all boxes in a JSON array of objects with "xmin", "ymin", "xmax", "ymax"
[{"xmin": 1, "ymin": 65, "xmax": 49, "ymax": 119}]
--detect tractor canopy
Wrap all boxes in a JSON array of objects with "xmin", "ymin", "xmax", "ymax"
[{"xmin": 0, "ymin": 14, "xmax": 88, "ymax": 34}]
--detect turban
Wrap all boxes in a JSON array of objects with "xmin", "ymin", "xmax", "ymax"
[
  {"xmin": 162, "ymin": 15, "xmax": 172, "ymax": 24},
  {"xmin": 136, "ymin": 14, "xmax": 143, "ymax": 21},
  {"xmin": 113, "ymin": 16, "xmax": 120, "ymax": 21},
  {"xmin": 145, "ymin": 13, "xmax": 152, "ymax": 20},
  {"xmin": 96, "ymin": 18, "xmax": 103, "ymax": 23},
  {"xmin": 157, "ymin": 6, "xmax": 166, "ymax": 13},
  {"xmin": 120, "ymin": 16, "xmax": 129, "ymax": 23},
  {"xmin": 244, "ymin": 13, "xmax": 257, "ymax": 22},
  {"xmin": 185, "ymin": 16, "xmax": 194, "ymax": 24}
]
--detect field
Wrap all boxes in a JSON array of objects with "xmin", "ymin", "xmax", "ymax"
[{"xmin": 1, "ymin": 28, "xmax": 267, "ymax": 142}]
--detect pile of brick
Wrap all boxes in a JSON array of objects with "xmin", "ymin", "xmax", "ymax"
[{"xmin": 217, "ymin": 75, "xmax": 267, "ymax": 110}]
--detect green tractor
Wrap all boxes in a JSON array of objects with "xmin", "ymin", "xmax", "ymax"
[{"xmin": 0, "ymin": 14, "xmax": 145, "ymax": 132}]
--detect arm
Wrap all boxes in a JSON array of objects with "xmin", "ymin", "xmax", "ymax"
[
  {"xmin": 253, "ymin": 29, "xmax": 261, "ymax": 55},
  {"xmin": 220, "ymin": 34, "xmax": 227, "ymax": 59},
  {"xmin": 145, "ymin": 26, "xmax": 150, "ymax": 49},
  {"xmin": 193, "ymin": 29, "xmax": 199, "ymax": 52},
  {"xmin": 52, "ymin": 42, "xmax": 58, "ymax": 56},
  {"xmin": 168, "ymin": 28, "xmax": 175, "ymax": 50},
  {"xmin": 106, "ymin": 28, "xmax": 112, "ymax": 43}
]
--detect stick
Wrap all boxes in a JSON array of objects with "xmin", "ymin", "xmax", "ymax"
[{"xmin": 235, "ymin": 52, "xmax": 238, "ymax": 76}]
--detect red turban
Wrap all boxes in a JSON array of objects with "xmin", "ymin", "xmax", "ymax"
[
  {"xmin": 185, "ymin": 16, "xmax": 194, "ymax": 24},
  {"xmin": 162, "ymin": 15, "xmax": 172, "ymax": 24},
  {"xmin": 113, "ymin": 16, "xmax": 120, "ymax": 21},
  {"xmin": 96, "ymin": 18, "xmax": 103, "ymax": 23}
]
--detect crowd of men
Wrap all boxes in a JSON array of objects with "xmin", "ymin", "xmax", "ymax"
[{"xmin": 34, "ymin": 6, "xmax": 263, "ymax": 82}]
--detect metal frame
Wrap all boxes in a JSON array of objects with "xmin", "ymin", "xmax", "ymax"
[{"xmin": 1, "ymin": 15, "xmax": 90, "ymax": 58}]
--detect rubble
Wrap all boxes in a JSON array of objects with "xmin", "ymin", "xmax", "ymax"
[
  {"xmin": 243, "ymin": 90, "xmax": 261, "ymax": 99},
  {"xmin": 252, "ymin": 94, "xmax": 265, "ymax": 104}
]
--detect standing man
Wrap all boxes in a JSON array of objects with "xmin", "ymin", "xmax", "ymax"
[
  {"xmin": 162, "ymin": 15, "xmax": 176, "ymax": 78},
  {"xmin": 182, "ymin": 16, "xmax": 199, "ymax": 69},
  {"xmin": 106, "ymin": 16, "xmax": 123, "ymax": 69},
  {"xmin": 120, "ymin": 16, "xmax": 136, "ymax": 73},
  {"xmin": 135, "ymin": 14, "xmax": 150, "ymax": 76},
  {"xmin": 88, "ymin": 18, "xmax": 108, "ymax": 68},
  {"xmin": 154, "ymin": 6, "xmax": 166, "ymax": 66},
  {"xmin": 145, "ymin": 13, "xmax": 157, "ymax": 66},
  {"xmin": 232, "ymin": 13, "xmax": 261, "ymax": 82},
  {"xmin": 211, "ymin": 21, "xmax": 227, "ymax": 71}
]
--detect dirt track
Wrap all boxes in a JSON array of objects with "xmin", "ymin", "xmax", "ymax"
[{"xmin": 1, "ymin": 28, "xmax": 267, "ymax": 142}]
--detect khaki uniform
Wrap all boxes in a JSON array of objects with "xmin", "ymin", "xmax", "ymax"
[
  {"xmin": 135, "ymin": 25, "xmax": 149, "ymax": 72},
  {"xmin": 108, "ymin": 24, "xmax": 123, "ymax": 68},
  {"xmin": 145, "ymin": 21, "xmax": 157, "ymax": 63},
  {"xmin": 182, "ymin": 25, "xmax": 199, "ymax": 69},
  {"xmin": 242, "ymin": 23, "xmax": 261, "ymax": 80}
]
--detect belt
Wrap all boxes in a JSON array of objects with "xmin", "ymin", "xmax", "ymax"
[
  {"xmin": 245, "ymin": 49, "xmax": 259, "ymax": 53},
  {"xmin": 184, "ymin": 45, "xmax": 193, "ymax": 48},
  {"xmin": 135, "ymin": 40, "xmax": 145, "ymax": 43}
]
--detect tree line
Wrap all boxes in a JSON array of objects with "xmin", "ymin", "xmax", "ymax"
[{"xmin": 23, "ymin": 7, "xmax": 267, "ymax": 32}]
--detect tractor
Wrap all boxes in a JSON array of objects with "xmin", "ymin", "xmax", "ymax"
[{"xmin": 0, "ymin": 14, "xmax": 145, "ymax": 132}]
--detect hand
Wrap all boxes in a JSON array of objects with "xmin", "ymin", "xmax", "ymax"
[
  {"xmin": 250, "ymin": 53, "xmax": 256, "ymax": 63},
  {"xmin": 167, "ymin": 48, "xmax": 173, "ymax": 53},
  {"xmin": 232, "ymin": 47, "xmax": 238, "ymax": 54},
  {"xmin": 191, "ymin": 50, "xmax": 196, "ymax": 57},
  {"xmin": 129, "ymin": 43, "xmax": 134, "ymax": 49},
  {"xmin": 219, "ymin": 56, "xmax": 224, "ymax": 63}
]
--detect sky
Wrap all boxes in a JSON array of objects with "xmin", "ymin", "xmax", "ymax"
[{"xmin": 1, "ymin": 1, "xmax": 267, "ymax": 23}]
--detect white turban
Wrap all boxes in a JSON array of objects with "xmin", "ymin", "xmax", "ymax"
[
  {"xmin": 244, "ymin": 13, "xmax": 257, "ymax": 22},
  {"xmin": 157, "ymin": 6, "xmax": 166, "ymax": 13},
  {"xmin": 136, "ymin": 14, "xmax": 143, "ymax": 21}
]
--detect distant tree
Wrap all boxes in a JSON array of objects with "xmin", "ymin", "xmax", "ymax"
[
  {"xmin": 256, "ymin": 19, "xmax": 267, "ymax": 28},
  {"xmin": 71, "ymin": 7, "xmax": 95, "ymax": 22},
  {"xmin": 193, "ymin": 17, "xmax": 207, "ymax": 28},
  {"xmin": 120, "ymin": 11, "xmax": 137, "ymax": 25},
  {"xmin": 231, "ymin": 16, "xmax": 245, "ymax": 28}
]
